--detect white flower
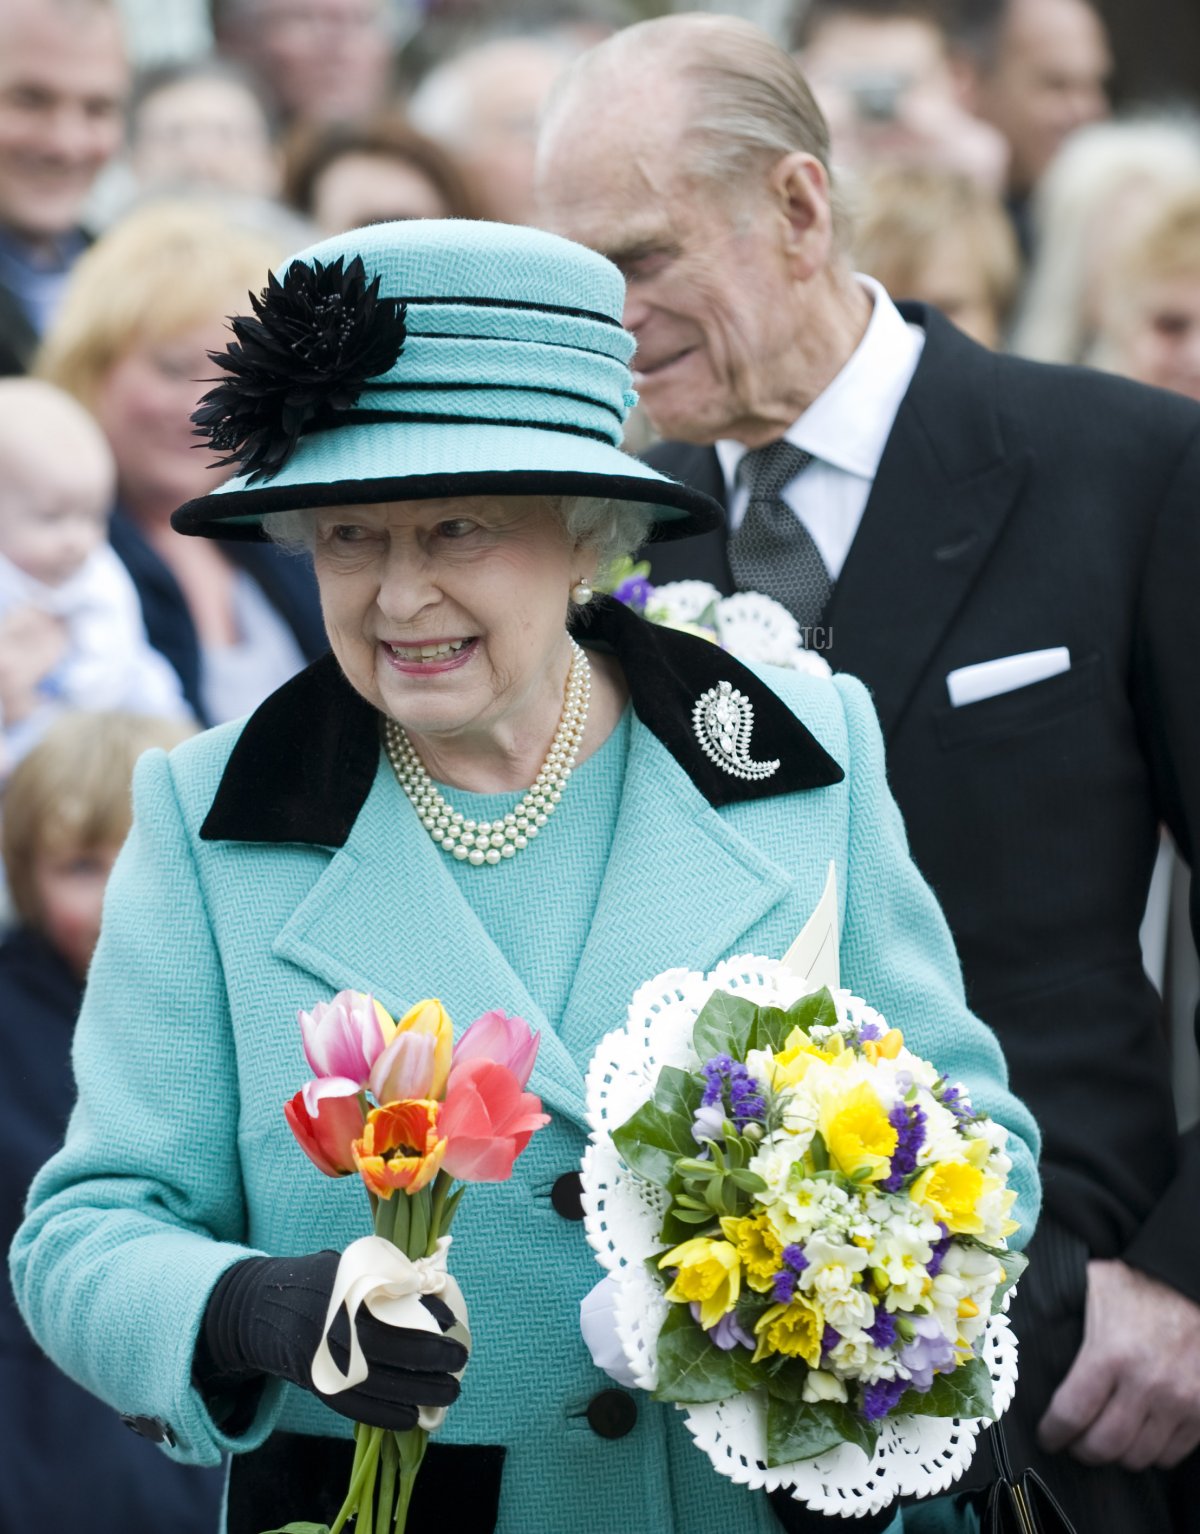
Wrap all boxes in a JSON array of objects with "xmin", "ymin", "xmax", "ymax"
[{"xmin": 802, "ymin": 1369, "xmax": 849, "ymax": 1404}]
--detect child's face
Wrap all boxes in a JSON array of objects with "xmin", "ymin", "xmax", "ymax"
[
  {"xmin": 30, "ymin": 840, "xmax": 122, "ymax": 981},
  {"xmin": 0, "ymin": 448, "xmax": 111, "ymax": 587}
]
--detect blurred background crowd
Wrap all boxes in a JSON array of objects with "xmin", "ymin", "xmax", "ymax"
[{"xmin": 0, "ymin": 0, "xmax": 1198, "ymax": 1526}]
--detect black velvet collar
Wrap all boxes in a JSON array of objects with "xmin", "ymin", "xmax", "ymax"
[{"xmin": 200, "ymin": 596, "xmax": 844, "ymax": 845}]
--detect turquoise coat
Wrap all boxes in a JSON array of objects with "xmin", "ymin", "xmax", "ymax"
[{"xmin": 10, "ymin": 604, "xmax": 1040, "ymax": 1533}]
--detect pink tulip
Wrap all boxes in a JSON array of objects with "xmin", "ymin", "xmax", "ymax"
[
  {"xmin": 440, "ymin": 1058, "xmax": 550, "ymax": 1182},
  {"xmin": 370, "ymin": 1029, "xmax": 438, "ymax": 1104},
  {"xmin": 299, "ymin": 991, "xmax": 391, "ymax": 1086},
  {"xmin": 284, "ymin": 1077, "xmax": 364, "ymax": 1177},
  {"xmin": 452, "ymin": 1010, "xmax": 541, "ymax": 1088}
]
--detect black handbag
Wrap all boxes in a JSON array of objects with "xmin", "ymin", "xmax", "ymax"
[{"xmin": 978, "ymin": 1420, "xmax": 1080, "ymax": 1534}]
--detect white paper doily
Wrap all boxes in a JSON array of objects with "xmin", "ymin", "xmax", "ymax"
[{"xmin": 581, "ymin": 956, "xmax": 1021, "ymax": 1516}]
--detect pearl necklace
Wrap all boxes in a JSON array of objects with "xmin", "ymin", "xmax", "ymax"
[{"xmin": 383, "ymin": 639, "xmax": 591, "ymax": 866}]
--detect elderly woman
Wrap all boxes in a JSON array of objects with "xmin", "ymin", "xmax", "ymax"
[{"xmin": 10, "ymin": 220, "xmax": 1039, "ymax": 1534}]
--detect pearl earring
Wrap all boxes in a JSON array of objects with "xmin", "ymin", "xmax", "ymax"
[{"xmin": 571, "ymin": 579, "xmax": 593, "ymax": 605}]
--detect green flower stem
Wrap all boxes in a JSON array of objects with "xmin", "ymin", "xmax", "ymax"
[
  {"xmin": 393, "ymin": 1426, "xmax": 428, "ymax": 1531},
  {"xmin": 425, "ymin": 1172, "xmax": 451, "ymax": 1257},
  {"xmin": 374, "ymin": 1428, "xmax": 399, "ymax": 1534},
  {"xmin": 329, "ymin": 1423, "xmax": 382, "ymax": 1534}
]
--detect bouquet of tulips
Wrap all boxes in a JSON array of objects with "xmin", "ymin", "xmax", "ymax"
[{"xmin": 277, "ymin": 990, "xmax": 549, "ymax": 1534}]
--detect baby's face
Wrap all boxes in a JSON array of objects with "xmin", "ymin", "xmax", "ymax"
[{"xmin": 0, "ymin": 452, "xmax": 111, "ymax": 587}]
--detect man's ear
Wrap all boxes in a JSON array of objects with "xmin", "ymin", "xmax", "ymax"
[{"xmin": 770, "ymin": 152, "xmax": 834, "ymax": 280}]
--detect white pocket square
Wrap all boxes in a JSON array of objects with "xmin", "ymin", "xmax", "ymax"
[{"xmin": 946, "ymin": 647, "xmax": 1071, "ymax": 707}]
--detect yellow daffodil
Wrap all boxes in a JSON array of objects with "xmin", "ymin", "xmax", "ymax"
[
  {"xmin": 862, "ymin": 1028, "xmax": 904, "ymax": 1063},
  {"xmin": 659, "ymin": 1238, "xmax": 742, "ymax": 1329},
  {"xmin": 911, "ymin": 1161, "xmax": 986, "ymax": 1233},
  {"xmin": 820, "ymin": 1081, "xmax": 898, "ymax": 1181},
  {"xmin": 719, "ymin": 1212, "xmax": 784, "ymax": 1293},
  {"xmin": 752, "ymin": 1294, "xmax": 824, "ymax": 1367}
]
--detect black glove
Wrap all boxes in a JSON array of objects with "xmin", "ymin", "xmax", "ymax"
[{"xmin": 194, "ymin": 1250, "xmax": 468, "ymax": 1431}]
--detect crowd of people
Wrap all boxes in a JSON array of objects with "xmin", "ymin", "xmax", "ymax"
[{"xmin": 0, "ymin": 0, "xmax": 1198, "ymax": 1531}]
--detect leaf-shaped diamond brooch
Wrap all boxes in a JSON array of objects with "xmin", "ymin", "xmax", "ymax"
[{"xmin": 692, "ymin": 680, "xmax": 780, "ymax": 781}]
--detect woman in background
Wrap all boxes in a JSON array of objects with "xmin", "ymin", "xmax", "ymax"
[{"xmin": 35, "ymin": 202, "xmax": 327, "ymax": 724}]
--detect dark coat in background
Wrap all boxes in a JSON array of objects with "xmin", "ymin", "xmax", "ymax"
[
  {"xmin": 110, "ymin": 509, "xmax": 329, "ymax": 725},
  {"xmin": 0, "ymin": 926, "xmax": 225, "ymax": 1532},
  {"xmin": 644, "ymin": 304, "xmax": 1200, "ymax": 1530}
]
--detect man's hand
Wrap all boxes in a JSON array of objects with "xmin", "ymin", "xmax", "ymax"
[
  {"xmin": 0, "ymin": 606, "xmax": 67, "ymax": 722},
  {"xmin": 1038, "ymin": 1258, "xmax": 1200, "ymax": 1470}
]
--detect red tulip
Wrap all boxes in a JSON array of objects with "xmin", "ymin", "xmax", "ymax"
[
  {"xmin": 284, "ymin": 1077, "xmax": 364, "ymax": 1177},
  {"xmin": 439, "ymin": 1058, "xmax": 550, "ymax": 1182}
]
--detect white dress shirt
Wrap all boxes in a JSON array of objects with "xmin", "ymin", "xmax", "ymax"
[{"xmin": 715, "ymin": 276, "xmax": 925, "ymax": 581}]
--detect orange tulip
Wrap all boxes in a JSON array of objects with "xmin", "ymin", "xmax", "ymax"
[{"xmin": 353, "ymin": 1099, "xmax": 446, "ymax": 1198}]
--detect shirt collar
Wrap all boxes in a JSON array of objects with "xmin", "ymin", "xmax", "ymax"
[{"xmin": 715, "ymin": 275, "xmax": 924, "ymax": 487}]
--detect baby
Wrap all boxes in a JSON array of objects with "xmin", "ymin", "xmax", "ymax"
[{"xmin": 0, "ymin": 379, "xmax": 190, "ymax": 772}]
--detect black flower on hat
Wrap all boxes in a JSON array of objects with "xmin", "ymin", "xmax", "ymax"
[{"xmin": 192, "ymin": 255, "xmax": 408, "ymax": 484}]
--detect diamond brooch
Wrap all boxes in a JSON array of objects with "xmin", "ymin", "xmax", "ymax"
[{"xmin": 691, "ymin": 680, "xmax": 780, "ymax": 781}]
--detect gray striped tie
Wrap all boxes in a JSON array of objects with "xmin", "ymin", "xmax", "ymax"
[{"xmin": 729, "ymin": 440, "xmax": 831, "ymax": 631}]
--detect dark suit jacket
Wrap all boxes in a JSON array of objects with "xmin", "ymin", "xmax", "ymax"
[
  {"xmin": 0, "ymin": 281, "xmax": 35, "ymax": 376},
  {"xmin": 110, "ymin": 509, "xmax": 329, "ymax": 726},
  {"xmin": 645, "ymin": 304, "xmax": 1200, "ymax": 1308},
  {"xmin": 0, "ymin": 927, "xmax": 224, "ymax": 1532}
]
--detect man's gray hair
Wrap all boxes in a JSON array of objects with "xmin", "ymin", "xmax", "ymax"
[
  {"xmin": 545, "ymin": 14, "xmax": 843, "ymax": 235},
  {"xmin": 262, "ymin": 494, "xmax": 652, "ymax": 586}
]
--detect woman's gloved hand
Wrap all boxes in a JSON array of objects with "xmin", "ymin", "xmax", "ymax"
[{"xmin": 195, "ymin": 1250, "xmax": 468, "ymax": 1431}]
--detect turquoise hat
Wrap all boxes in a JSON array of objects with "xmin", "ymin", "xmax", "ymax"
[{"xmin": 173, "ymin": 218, "xmax": 720, "ymax": 540}]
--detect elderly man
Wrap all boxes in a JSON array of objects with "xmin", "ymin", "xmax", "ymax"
[
  {"xmin": 537, "ymin": 13, "xmax": 1200, "ymax": 1532},
  {"xmin": 0, "ymin": 0, "xmax": 127, "ymax": 375}
]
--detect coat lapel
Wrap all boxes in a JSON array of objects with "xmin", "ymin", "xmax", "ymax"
[
  {"xmin": 558, "ymin": 719, "xmax": 793, "ymax": 1060},
  {"xmin": 825, "ymin": 307, "xmax": 1029, "ymax": 738},
  {"xmin": 270, "ymin": 757, "xmax": 590, "ymax": 1128}
]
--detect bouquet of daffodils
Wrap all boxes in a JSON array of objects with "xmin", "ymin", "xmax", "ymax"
[
  {"xmin": 581, "ymin": 947, "xmax": 1026, "ymax": 1517},
  {"xmin": 278, "ymin": 992, "xmax": 548, "ymax": 1534},
  {"xmin": 604, "ymin": 559, "xmax": 832, "ymax": 678}
]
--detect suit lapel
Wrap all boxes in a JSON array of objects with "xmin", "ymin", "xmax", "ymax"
[
  {"xmin": 825, "ymin": 308, "xmax": 1029, "ymax": 738},
  {"xmin": 270, "ymin": 756, "xmax": 590, "ymax": 1128},
  {"xmin": 558, "ymin": 718, "xmax": 792, "ymax": 1060},
  {"xmin": 642, "ymin": 442, "xmax": 733, "ymax": 590}
]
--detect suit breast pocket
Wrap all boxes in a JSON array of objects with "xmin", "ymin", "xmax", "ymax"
[{"xmin": 934, "ymin": 650, "xmax": 1102, "ymax": 751}]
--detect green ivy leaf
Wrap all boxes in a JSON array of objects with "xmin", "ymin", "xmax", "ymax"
[
  {"xmin": 785, "ymin": 987, "xmax": 840, "ymax": 1034},
  {"xmin": 747, "ymin": 1005, "xmax": 795, "ymax": 1054},
  {"xmin": 763, "ymin": 1358, "xmax": 812, "ymax": 1403},
  {"xmin": 766, "ymin": 1398, "xmax": 879, "ymax": 1467},
  {"xmin": 693, "ymin": 990, "xmax": 759, "ymax": 1062},
  {"xmin": 894, "ymin": 1354, "xmax": 996, "ymax": 1420},
  {"xmin": 652, "ymin": 1304, "xmax": 759, "ymax": 1404},
  {"xmin": 613, "ymin": 1067, "xmax": 702, "ymax": 1186}
]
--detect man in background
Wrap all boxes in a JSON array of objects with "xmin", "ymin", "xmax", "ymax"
[
  {"xmin": 952, "ymin": 0, "xmax": 1111, "ymax": 246},
  {"xmin": 537, "ymin": 14, "xmax": 1200, "ymax": 1529},
  {"xmin": 213, "ymin": 0, "xmax": 398, "ymax": 129},
  {"xmin": 0, "ymin": 0, "xmax": 127, "ymax": 376}
]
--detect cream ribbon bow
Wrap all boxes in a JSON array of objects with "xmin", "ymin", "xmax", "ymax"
[{"xmin": 312, "ymin": 1233, "xmax": 471, "ymax": 1432}]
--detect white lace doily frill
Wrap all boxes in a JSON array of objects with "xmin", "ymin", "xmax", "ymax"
[{"xmin": 580, "ymin": 956, "xmax": 1020, "ymax": 1518}]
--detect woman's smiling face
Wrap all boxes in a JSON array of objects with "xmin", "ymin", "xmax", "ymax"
[{"xmin": 313, "ymin": 495, "xmax": 593, "ymax": 753}]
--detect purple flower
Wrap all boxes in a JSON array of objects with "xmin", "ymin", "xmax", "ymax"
[
  {"xmin": 857, "ymin": 1019, "xmax": 884, "ymax": 1043},
  {"xmin": 940, "ymin": 1083, "xmax": 974, "ymax": 1122},
  {"xmin": 899, "ymin": 1314, "xmax": 957, "ymax": 1393},
  {"xmin": 821, "ymin": 1324, "xmax": 841, "ymax": 1357},
  {"xmin": 612, "ymin": 575, "xmax": 654, "ymax": 611},
  {"xmin": 690, "ymin": 1301, "xmax": 755, "ymax": 1352},
  {"xmin": 700, "ymin": 1054, "xmax": 766, "ymax": 1131},
  {"xmin": 866, "ymin": 1307, "xmax": 898, "ymax": 1349},
  {"xmin": 879, "ymin": 1101, "xmax": 926, "ymax": 1193},
  {"xmin": 782, "ymin": 1244, "xmax": 809, "ymax": 1273},
  {"xmin": 927, "ymin": 1225, "xmax": 952, "ymax": 1278},
  {"xmin": 772, "ymin": 1269, "xmax": 798, "ymax": 1303},
  {"xmin": 862, "ymin": 1375, "xmax": 909, "ymax": 1421}
]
